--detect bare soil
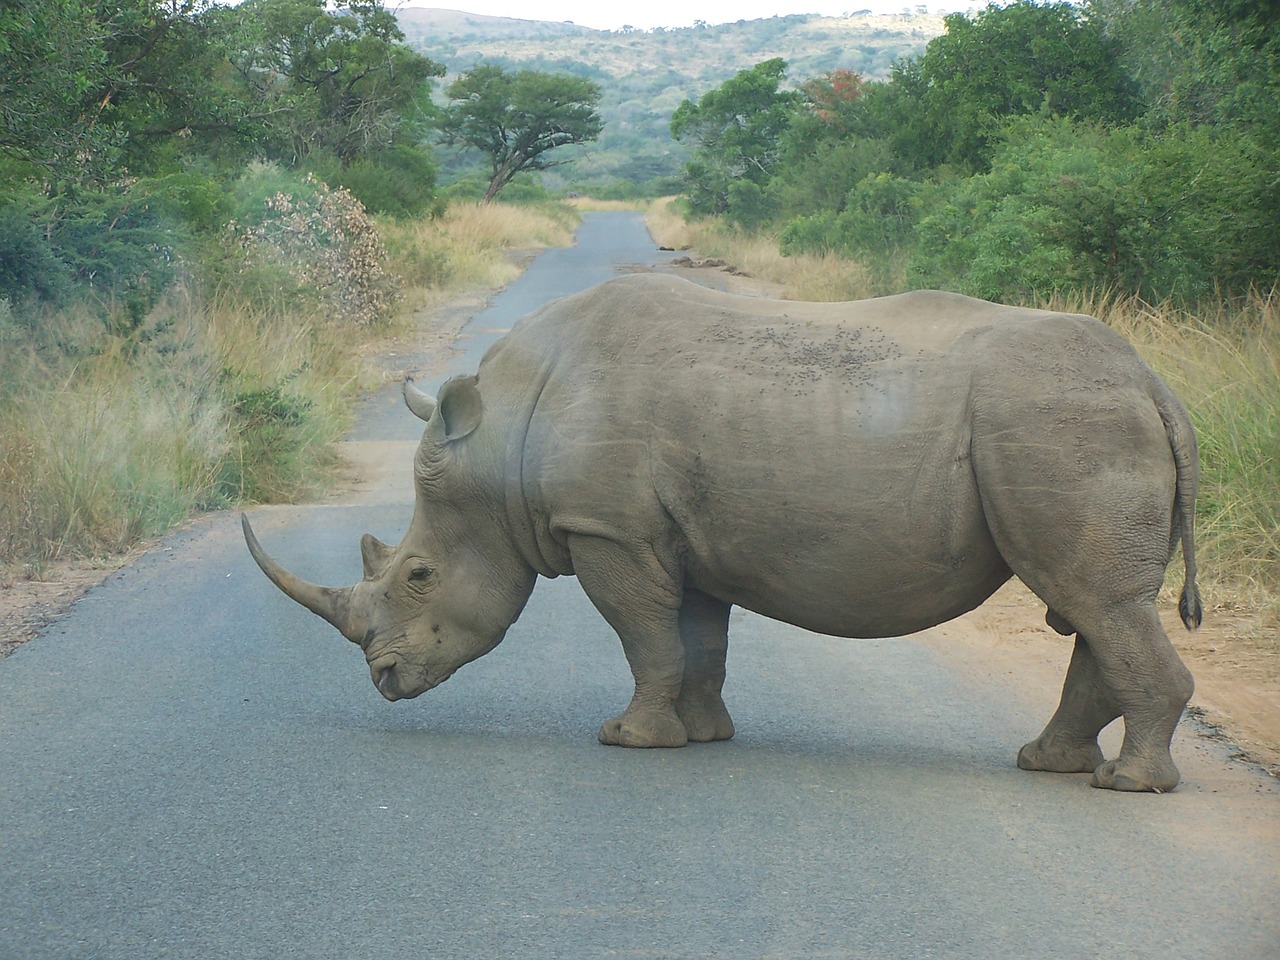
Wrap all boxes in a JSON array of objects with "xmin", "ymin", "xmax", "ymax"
[{"xmin": 2, "ymin": 254, "xmax": 1276, "ymax": 780}]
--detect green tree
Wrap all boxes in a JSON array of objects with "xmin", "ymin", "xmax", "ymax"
[
  {"xmin": 891, "ymin": 1, "xmax": 1139, "ymax": 172},
  {"xmin": 438, "ymin": 65, "xmax": 603, "ymax": 204},
  {"xmin": 770, "ymin": 69, "xmax": 896, "ymax": 220},
  {"xmin": 670, "ymin": 58, "xmax": 801, "ymax": 218},
  {"xmin": 227, "ymin": 0, "xmax": 445, "ymax": 166},
  {"xmin": 0, "ymin": 0, "xmax": 232, "ymax": 187},
  {"xmin": 1090, "ymin": 0, "xmax": 1280, "ymax": 135}
]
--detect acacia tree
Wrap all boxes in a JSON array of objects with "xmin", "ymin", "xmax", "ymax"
[{"xmin": 438, "ymin": 65, "xmax": 603, "ymax": 204}]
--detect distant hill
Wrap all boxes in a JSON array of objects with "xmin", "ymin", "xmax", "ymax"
[
  {"xmin": 395, "ymin": 7, "xmax": 594, "ymax": 42},
  {"xmin": 396, "ymin": 7, "xmax": 946, "ymax": 194}
]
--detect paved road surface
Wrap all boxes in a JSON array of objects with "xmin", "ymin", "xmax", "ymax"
[{"xmin": 2, "ymin": 213, "xmax": 1277, "ymax": 959}]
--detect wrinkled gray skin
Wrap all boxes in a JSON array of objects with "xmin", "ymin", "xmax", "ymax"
[{"xmin": 244, "ymin": 274, "xmax": 1203, "ymax": 792}]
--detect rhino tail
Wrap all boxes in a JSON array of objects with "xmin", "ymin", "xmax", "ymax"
[{"xmin": 1151, "ymin": 372, "xmax": 1203, "ymax": 630}]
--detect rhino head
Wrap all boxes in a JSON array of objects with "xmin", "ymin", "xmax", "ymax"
[{"xmin": 242, "ymin": 377, "xmax": 537, "ymax": 701}]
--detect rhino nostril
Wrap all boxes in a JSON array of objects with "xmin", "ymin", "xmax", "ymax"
[{"xmin": 368, "ymin": 654, "xmax": 397, "ymax": 691}]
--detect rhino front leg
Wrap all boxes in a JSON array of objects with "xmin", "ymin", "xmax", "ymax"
[
  {"xmin": 567, "ymin": 534, "xmax": 689, "ymax": 748},
  {"xmin": 675, "ymin": 589, "xmax": 735, "ymax": 742},
  {"xmin": 1018, "ymin": 633, "xmax": 1117, "ymax": 775}
]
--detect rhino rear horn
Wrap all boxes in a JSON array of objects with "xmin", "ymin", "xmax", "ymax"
[
  {"xmin": 360, "ymin": 533, "xmax": 395, "ymax": 580},
  {"xmin": 403, "ymin": 378, "xmax": 437, "ymax": 422},
  {"xmin": 241, "ymin": 514, "xmax": 359, "ymax": 642}
]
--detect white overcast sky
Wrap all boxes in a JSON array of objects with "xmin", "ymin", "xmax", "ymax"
[{"xmin": 392, "ymin": 2, "xmax": 956, "ymax": 32}]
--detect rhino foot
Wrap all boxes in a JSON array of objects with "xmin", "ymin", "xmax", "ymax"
[
  {"xmin": 1016, "ymin": 735, "xmax": 1105, "ymax": 775},
  {"xmin": 676, "ymin": 694, "xmax": 735, "ymax": 743},
  {"xmin": 599, "ymin": 705, "xmax": 689, "ymax": 748},
  {"xmin": 1090, "ymin": 757, "xmax": 1181, "ymax": 793}
]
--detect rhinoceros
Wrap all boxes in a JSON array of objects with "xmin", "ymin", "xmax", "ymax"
[{"xmin": 243, "ymin": 273, "xmax": 1202, "ymax": 792}]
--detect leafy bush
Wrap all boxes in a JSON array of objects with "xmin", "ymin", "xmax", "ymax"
[
  {"xmin": 725, "ymin": 180, "xmax": 776, "ymax": 230},
  {"xmin": 217, "ymin": 384, "xmax": 331, "ymax": 504},
  {"xmin": 309, "ymin": 146, "xmax": 442, "ymax": 219},
  {"xmin": 231, "ymin": 164, "xmax": 399, "ymax": 325},
  {"xmin": 908, "ymin": 117, "xmax": 1280, "ymax": 303},
  {"xmin": 780, "ymin": 173, "xmax": 929, "ymax": 262},
  {"xmin": 0, "ymin": 182, "xmax": 194, "ymax": 322},
  {"xmin": 135, "ymin": 173, "xmax": 233, "ymax": 234},
  {"xmin": 769, "ymin": 136, "xmax": 895, "ymax": 223},
  {"xmin": 0, "ymin": 194, "xmax": 72, "ymax": 307},
  {"xmin": 48, "ymin": 188, "xmax": 181, "ymax": 327}
]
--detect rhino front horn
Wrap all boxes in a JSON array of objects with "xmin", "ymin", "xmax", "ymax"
[{"xmin": 241, "ymin": 514, "xmax": 358, "ymax": 642}]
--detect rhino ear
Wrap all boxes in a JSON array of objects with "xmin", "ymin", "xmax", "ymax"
[
  {"xmin": 402, "ymin": 378, "xmax": 436, "ymax": 422},
  {"xmin": 437, "ymin": 375, "xmax": 483, "ymax": 442},
  {"xmin": 360, "ymin": 533, "xmax": 395, "ymax": 580}
]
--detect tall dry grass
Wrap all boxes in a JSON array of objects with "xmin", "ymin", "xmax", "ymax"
[
  {"xmin": 380, "ymin": 202, "xmax": 577, "ymax": 319},
  {"xmin": 645, "ymin": 197, "xmax": 906, "ymax": 300},
  {"xmin": 0, "ymin": 200, "xmax": 577, "ymax": 574}
]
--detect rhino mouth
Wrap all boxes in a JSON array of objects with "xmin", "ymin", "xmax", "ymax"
[{"xmin": 368, "ymin": 654, "xmax": 448, "ymax": 702}]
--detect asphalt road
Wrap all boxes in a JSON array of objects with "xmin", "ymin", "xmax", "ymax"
[{"xmin": 2, "ymin": 213, "xmax": 1277, "ymax": 960}]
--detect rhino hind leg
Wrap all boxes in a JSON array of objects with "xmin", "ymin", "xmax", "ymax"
[
  {"xmin": 567, "ymin": 533, "xmax": 690, "ymax": 749},
  {"xmin": 972, "ymin": 408, "xmax": 1195, "ymax": 791},
  {"xmin": 674, "ymin": 589, "xmax": 736, "ymax": 743},
  {"xmin": 1078, "ymin": 605, "xmax": 1193, "ymax": 792},
  {"xmin": 1017, "ymin": 634, "xmax": 1116, "ymax": 775},
  {"xmin": 1020, "ymin": 602, "xmax": 1193, "ymax": 792}
]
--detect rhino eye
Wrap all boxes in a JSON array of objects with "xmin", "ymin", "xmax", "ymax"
[{"xmin": 408, "ymin": 564, "xmax": 432, "ymax": 582}]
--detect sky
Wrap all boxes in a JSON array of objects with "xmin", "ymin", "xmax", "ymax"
[{"xmin": 395, "ymin": 1, "xmax": 955, "ymax": 33}]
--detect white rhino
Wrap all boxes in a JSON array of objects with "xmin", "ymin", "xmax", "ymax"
[{"xmin": 244, "ymin": 274, "xmax": 1202, "ymax": 792}]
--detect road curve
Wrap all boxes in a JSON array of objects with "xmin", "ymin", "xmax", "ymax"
[{"xmin": 1, "ymin": 212, "xmax": 1276, "ymax": 960}]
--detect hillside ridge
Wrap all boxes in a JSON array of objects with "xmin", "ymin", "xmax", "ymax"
[{"xmin": 395, "ymin": 6, "xmax": 946, "ymax": 193}]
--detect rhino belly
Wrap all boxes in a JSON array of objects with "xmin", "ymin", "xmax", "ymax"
[
  {"xmin": 654, "ymin": 426, "xmax": 1010, "ymax": 639},
  {"xmin": 684, "ymin": 504, "xmax": 1009, "ymax": 639}
]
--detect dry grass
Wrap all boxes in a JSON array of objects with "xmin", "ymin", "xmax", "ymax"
[
  {"xmin": 566, "ymin": 197, "xmax": 645, "ymax": 213},
  {"xmin": 0, "ymin": 199, "xmax": 578, "ymax": 573},
  {"xmin": 379, "ymin": 201, "xmax": 578, "ymax": 321},
  {"xmin": 645, "ymin": 198, "xmax": 904, "ymax": 300}
]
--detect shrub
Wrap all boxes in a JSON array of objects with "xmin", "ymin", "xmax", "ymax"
[
  {"xmin": 231, "ymin": 164, "xmax": 399, "ymax": 326},
  {"xmin": 0, "ymin": 193, "xmax": 72, "ymax": 307},
  {"xmin": 908, "ymin": 117, "xmax": 1280, "ymax": 303},
  {"xmin": 309, "ymin": 146, "xmax": 441, "ymax": 219},
  {"xmin": 0, "ymin": 184, "xmax": 184, "ymax": 322},
  {"xmin": 135, "ymin": 173, "xmax": 232, "ymax": 234}
]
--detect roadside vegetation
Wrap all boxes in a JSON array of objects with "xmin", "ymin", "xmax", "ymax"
[
  {"xmin": 0, "ymin": 191, "xmax": 573, "ymax": 574},
  {"xmin": 0, "ymin": 0, "xmax": 586, "ymax": 577},
  {"xmin": 3, "ymin": 0, "xmax": 1275, "ymax": 641}
]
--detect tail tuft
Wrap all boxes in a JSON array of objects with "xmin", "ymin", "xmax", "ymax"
[{"xmin": 1179, "ymin": 582, "xmax": 1203, "ymax": 631}]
